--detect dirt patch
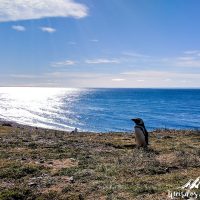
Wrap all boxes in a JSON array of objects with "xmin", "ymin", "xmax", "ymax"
[
  {"xmin": 156, "ymin": 153, "xmax": 177, "ymax": 165},
  {"xmin": 40, "ymin": 176, "xmax": 76, "ymax": 194},
  {"xmin": 137, "ymin": 192, "xmax": 171, "ymax": 200},
  {"xmin": 9, "ymin": 147, "xmax": 32, "ymax": 153},
  {"xmin": 43, "ymin": 159, "xmax": 78, "ymax": 173},
  {"xmin": 0, "ymin": 159, "xmax": 14, "ymax": 168}
]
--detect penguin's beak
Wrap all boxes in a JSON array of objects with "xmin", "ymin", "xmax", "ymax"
[{"xmin": 131, "ymin": 118, "xmax": 137, "ymax": 123}]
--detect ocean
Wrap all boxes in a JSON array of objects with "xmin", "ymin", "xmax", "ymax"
[{"xmin": 0, "ymin": 87, "xmax": 199, "ymax": 132}]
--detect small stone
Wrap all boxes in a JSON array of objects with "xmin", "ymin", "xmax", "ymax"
[
  {"xmin": 85, "ymin": 155, "xmax": 90, "ymax": 159},
  {"xmin": 165, "ymin": 167, "xmax": 170, "ymax": 173},
  {"xmin": 28, "ymin": 182, "xmax": 37, "ymax": 187},
  {"xmin": 68, "ymin": 176, "xmax": 75, "ymax": 183},
  {"xmin": 69, "ymin": 158, "xmax": 76, "ymax": 162},
  {"xmin": 79, "ymin": 194, "xmax": 84, "ymax": 200}
]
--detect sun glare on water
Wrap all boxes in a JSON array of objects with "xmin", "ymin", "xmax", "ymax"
[{"xmin": 0, "ymin": 87, "xmax": 83, "ymax": 130}]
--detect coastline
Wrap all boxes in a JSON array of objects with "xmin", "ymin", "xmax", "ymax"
[{"xmin": 0, "ymin": 121, "xmax": 200, "ymax": 199}]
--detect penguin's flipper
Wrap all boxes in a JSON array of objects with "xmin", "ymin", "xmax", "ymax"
[{"xmin": 144, "ymin": 129, "xmax": 149, "ymax": 145}]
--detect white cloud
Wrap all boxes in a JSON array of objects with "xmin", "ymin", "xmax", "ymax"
[
  {"xmin": 40, "ymin": 27, "xmax": 56, "ymax": 33},
  {"xmin": 121, "ymin": 72, "xmax": 137, "ymax": 75},
  {"xmin": 85, "ymin": 59, "xmax": 120, "ymax": 64},
  {"xmin": 122, "ymin": 52, "xmax": 150, "ymax": 58},
  {"xmin": 68, "ymin": 41, "xmax": 76, "ymax": 45},
  {"xmin": 121, "ymin": 70, "xmax": 200, "ymax": 79},
  {"xmin": 177, "ymin": 57, "xmax": 195, "ymax": 61},
  {"xmin": 174, "ymin": 59, "xmax": 200, "ymax": 68},
  {"xmin": 120, "ymin": 50, "xmax": 200, "ymax": 68},
  {"xmin": 183, "ymin": 50, "xmax": 200, "ymax": 58},
  {"xmin": 52, "ymin": 60, "xmax": 76, "ymax": 67},
  {"xmin": 138, "ymin": 52, "xmax": 200, "ymax": 68},
  {"xmin": 0, "ymin": 0, "xmax": 88, "ymax": 22},
  {"xmin": 10, "ymin": 74, "xmax": 42, "ymax": 78},
  {"xmin": 164, "ymin": 78, "xmax": 172, "ymax": 82},
  {"xmin": 112, "ymin": 78, "xmax": 125, "ymax": 81},
  {"xmin": 184, "ymin": 50, "xmax": 200, "ymax": 55},
  {"xmin": 90, "ymin": 39, "xmax": 99, "ymax": 42},
  {"xmin": 12, "ymin": 25, "xmax": 26, "ymax": 31},
  {"xmin": 4, "ymin": 50, "xmax": 200, "ymax": 87},
  {"xmin": 173, "ymin": 51, "xmax": 200, "ymax": 67},
  {"xmin": 46, "ymin": 72, "xmax": 106, "ymax": 79},
  {"xmin": 168, "ymin": 53, "xmax": 200, "ymax": 68},
  {"xmin": 5, "ymin": 70, "xmax": 200, "ymax": 88}
]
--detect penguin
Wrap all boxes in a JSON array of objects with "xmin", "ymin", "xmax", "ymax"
[
  {"xmin": 71, "ymin": 128, "xmax": 78, "ymax": 134},
  {"xmin": 131, "ymin": 118, "xmax": 149, "ymax": 147}
]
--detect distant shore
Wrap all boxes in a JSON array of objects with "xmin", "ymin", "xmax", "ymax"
[{"xmin": 0, "ymin": 120, "xmax": 200, "ymax": 199}]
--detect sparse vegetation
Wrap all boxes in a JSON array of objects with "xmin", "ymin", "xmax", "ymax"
[{"xmin": 0, "ymin": 123, "xmax": 200, "ymax": 199}]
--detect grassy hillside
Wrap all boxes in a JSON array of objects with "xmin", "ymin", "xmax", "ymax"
[{"xmin": 0, "ymin": 124, "xmax": 200, "ymax": 199}]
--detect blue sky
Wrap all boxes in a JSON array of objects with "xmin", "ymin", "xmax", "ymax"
[{"xmin": 0, "ymin": 0, "xmax": 200, "ymax": 88}]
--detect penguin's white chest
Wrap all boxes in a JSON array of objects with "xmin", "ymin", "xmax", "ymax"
[{"xmin": 134, "ymin": 127, "xmax": 146, "ymax": 146}]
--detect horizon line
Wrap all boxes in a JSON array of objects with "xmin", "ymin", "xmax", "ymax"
[{"xmin": 0, "ymin": 86, "xmax": 200, "ymax": 89}]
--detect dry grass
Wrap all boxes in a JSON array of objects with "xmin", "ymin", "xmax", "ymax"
[{"xmin": 0, "ymin": 124, "xmax": 200, "ymax": 199}]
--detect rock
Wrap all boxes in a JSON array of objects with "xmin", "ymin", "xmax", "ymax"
[
  {"xmin": 165, "ymin": 166, "xmax": 179, "ymax": 173},
  {"xmin": 69, "ymin": 158, "xmax": 76, "ymax": 162},
  {"xmin": 162, "ymin": 135, "xmax": 173, "ymax": 139},
  {"xmin": 157, "ymin": 135, "xmax": 173, "ymax": 139},
  {"xmin": 68, "ymin": 176, "xmax": 75, "ymax": 183},
  {"xmin": 85, "ymin": 155, "xmax": 91, "ymax": 159},
  {"xmin": 28, "ymin": 182, "xmax": 37, "ymax": 187},
  {"xmin": 79, "ymin": 194, "xmax": 84, "ymax": 200}
]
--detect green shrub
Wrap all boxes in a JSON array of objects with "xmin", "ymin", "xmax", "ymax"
[
  {"xmin": 0, "ymin": 164, "xmax": 41, "ymax": 179},
  {"xmin": 0, "ymin": 188, "xmax": 33, "ymax": 200}
]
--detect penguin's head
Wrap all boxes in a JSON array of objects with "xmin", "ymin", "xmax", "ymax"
[{"xmin": 131, "ymin": 118, "xmax": 144, "ymax": 126}]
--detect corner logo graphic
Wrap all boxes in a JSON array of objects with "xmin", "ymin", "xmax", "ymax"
[
  {"xmin": 180, "ymin": 177, "xmax": 200, "ymax": 190},
  {"xmin": 168, "ymin": 176, "xmax": 200, "ymax": 199}
]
